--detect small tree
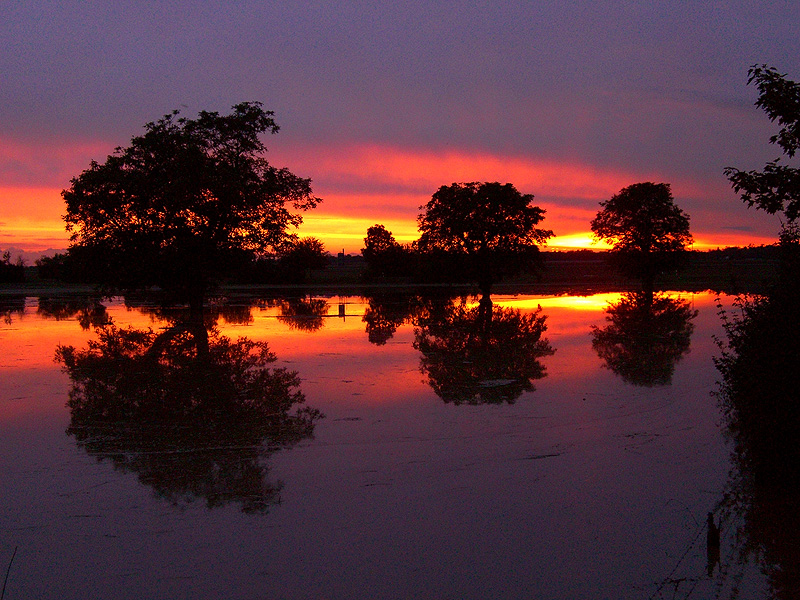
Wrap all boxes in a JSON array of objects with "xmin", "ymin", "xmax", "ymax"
[
  {"xmin": 416, "ymin": 182, "xmax": 553, "ymax": 295},
  {"xmin": 63, "ymin": 102, "xmax": 320, "ymax": 316},
  {"xmin": 590, "ymin": 182, "xmax": 692, "ymax": 290},
  {"xmin": 361, "ymin": 224, "xmax": 411, "ymax": 279},
  {"xmin": 278, "ymin": 237, "xmax": 329, "ymax": 283}
]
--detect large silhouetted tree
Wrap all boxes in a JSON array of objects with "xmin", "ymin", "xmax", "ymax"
[
  {"xmin": 417, "ymin": 182, "xmax": 553, "ymax": 295},
  {"xmin": 591, "ymin": 182, "xmax": 692, "ymax": 290},
  {"xmin": 62, "ymin": 102, "xmax": 320, "ymax": 317},
  {"xmin": 725, "ymin": 65, "xmax": 800, "ymax": 223}
]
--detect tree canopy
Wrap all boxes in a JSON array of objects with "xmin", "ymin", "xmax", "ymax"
[
  {"xmin": 725, "ymin": 65, "xmax": 800, "ymax": 222},
  {"xmin": 590, "ymin": 182, "xmax": 692, "ymax": 286},
  {"xmin": 62, "ymin": 102, "xmax": 320, "ymax": 311},
  {"xmin": 416, "ymin": 182, "xmax": 553, "ymax": 294},
  {"xmin": 361, "ymin": 224, "xmax": 413, "ymax": 279}
]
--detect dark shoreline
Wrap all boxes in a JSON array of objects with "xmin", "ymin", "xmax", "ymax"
[{"xmin": 1, "ymin": 250, "xmax": 779, "ymax": 299}]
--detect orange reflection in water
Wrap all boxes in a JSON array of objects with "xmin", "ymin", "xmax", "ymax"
[{"xmin": 0, "ymin": 291, "xmax": 719, "ymax": 421}]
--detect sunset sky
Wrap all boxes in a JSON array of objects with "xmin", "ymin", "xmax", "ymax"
[{"xmin": 2, "ymin": 1, "xmax": 800, "ymax": 256}]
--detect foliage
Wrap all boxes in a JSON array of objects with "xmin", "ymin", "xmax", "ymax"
[
  {"xmin": 280, "ymin": 236, "xmax": 329, "ymax": 272},
  {"xmin": 56, "ymin": 322, "xmax": 320, "ymax": 513},
  {"xmin": 35, "ymin": 248, "xmax": 108, "ymax": 283},
  {"xmin": 35, "ymin": 253, "xmax": 69, "ymax": 280},
  {"xmin": 362, "ymin": 224, "xmax": 399, "ymax": 262},
  {"xmin": 714, "ymin": 269, "xmax": 800, "ymax": 596},
  {"xmin": 361, "ymin": 224, "xmax": 414, "ymax": 280},
  {"xmin": 413, "ymin": 297, "xmax": 554, "ymax": 404},
  {"xmin": 0, "ymin": 251, "xmax": 25, "ymax": 283},
  {"xmin": 417, "ymin": 182, "xmax": 553, "ymax": 293},
  {"xmin": 62, "ymin": 102, "xmax": 320, "ymax": 306},
  {"xmin": 590, "ymin": 182, "xmax": 692, "ymax": 284},
  {"xmin": 725, "ymin": 65, "xmax": 800, "ymax": 222},
  {"xmin": 591, "ymin": 291, "xmax": 697, "ymax": 386}
]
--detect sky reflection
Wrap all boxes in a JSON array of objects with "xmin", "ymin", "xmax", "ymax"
[{"xmin": 0, "ymin": 290, "xmax": 763, "ymax": 599}]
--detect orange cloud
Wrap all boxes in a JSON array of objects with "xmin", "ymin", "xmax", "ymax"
[
  {"xmin": 0, "ymin": 187, "xmax": 68, "ymax": 250},
  {"xmin": 278, "ymin": 143, "xmax": 645, "ymax": 201},
  {"xmin": 280, "ymin": 144, "xmax": 712, "ymax": 253},
  {"xmin": 0, "ymin": 141, "xmax": 781, "ymax": 254}
]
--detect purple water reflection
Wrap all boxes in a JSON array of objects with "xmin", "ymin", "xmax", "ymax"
[{"xmin": 0, "ymin": 292, "xmax": 767, "ymax": 598}]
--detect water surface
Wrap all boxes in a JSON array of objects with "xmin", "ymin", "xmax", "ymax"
[{"xmin": 0, "ymin": 291, "xmax": 772, "ymax": 598}]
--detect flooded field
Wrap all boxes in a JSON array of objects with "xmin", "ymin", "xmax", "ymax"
[{"xmin": 0, "ymin": 291, "xmax": 783, "ymax": 598}]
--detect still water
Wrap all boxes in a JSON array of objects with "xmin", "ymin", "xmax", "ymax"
[{"xmin": 0, "ymin": 291, "xmax": 776, "ymax": 598}]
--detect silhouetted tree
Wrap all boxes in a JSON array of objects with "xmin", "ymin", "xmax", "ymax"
[
  {"xmin": 708, "ymin": 65, "xmax": 800, "ymax": 597},
  {"xmin": 725, "ymin": 65, "xmax": 800, "ymax": 223},
  {"xmin": 277, "ymin": 237, "xmax": 330, "ymax": 283},
  {"xmin": 361, "ymin": 224, "xmax": 413, "ymax": 280},
  {"xmin": 417, "ymin": 182, "xmax": 553, "ymax": 296},
  {"xmin": 62, "ymin": 102, "xmax": 320, "ymax": 317},
  {"xmin": 35, "ymin": 248, "xmax": 108, "ymax": 284},
  {"xmin": 413, "ymin": 297, "xmax": 554, "ymax": 404},
  {"xmin": 35, "ymin": 253, "xmax": 68, "ymax": 280},
  {"xmin": 591, "ymin": 182, "xmax": 692, "ymax": 291},
  {"xmin": 591, "ymin": 291, "xmax": 697, "ymax": 386},
  {"xmin": 56, "ymin": 323, "xmax": 320, "ymax": 513},
  {"xmin": 0, "ymin": 251, "xmax": 25, "ymax": 283}
]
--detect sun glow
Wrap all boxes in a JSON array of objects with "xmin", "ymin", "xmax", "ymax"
[
  {"xmin": 0, "ymin": 142, "xmax": 783, "ymax": 255},
  {"xmin": 0, "ymin": 187, "xmax": 68, "ymax": 250},
  {"xmin": 546, "ymin": 232, "xmax": 611, "ymax": 251}
]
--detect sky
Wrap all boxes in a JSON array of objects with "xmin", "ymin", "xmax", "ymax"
[{"xmin": 2, "ymin": 1, "xmax": 800, "ymax": 256}]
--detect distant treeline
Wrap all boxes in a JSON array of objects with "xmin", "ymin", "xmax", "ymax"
[
  {"xmin": 543, "ymin": 245, "xmax": 783, "ymax": 261},
  {"xmin": 16, "ymin": 243, "xmax": 780, "ymax": 294}
]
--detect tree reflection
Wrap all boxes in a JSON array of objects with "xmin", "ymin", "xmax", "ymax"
[
  {"xmin": 122, "ymin": 294, "xmax": 255, "ymax": 326},
  {"xmin": 362, "ymin": 292, "xmax": 420, "ymax": 345},
  {"xmin": 413, "ymin": 296, "xmax": 554, "ymax": 404},
  {"xmin": 37, "ymin": 296, "xmax": 111, "ymax": 330},
  {"xmin": 591, "ymin": 291, "xmax": 697, "ymax": 386},
  {"xmin": 56, "ymin": 322, "xmax": 320, "ymax": 513},
  {"xmin": 714, "ymin": 278, "xmax": 800, "ymax": 597},
  {"xmin": 276, "ymin": 297, "xmax": 328, "ymax": 331},
  {"xmin": 0, "ymin": 295, "xmax": 26, "ymax": 325}
]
